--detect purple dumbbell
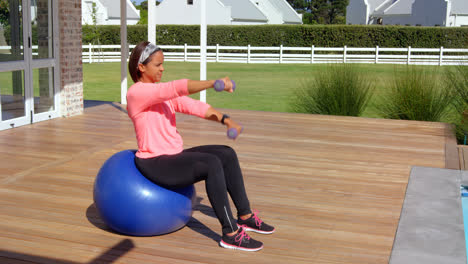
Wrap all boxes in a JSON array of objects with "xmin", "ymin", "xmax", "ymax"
[
  {"xmin": 227, "ymin": 127, "xmax": 243, "ymax": 139},
  {"xmin": 214, "ymin": 80, "xmax": 236, "ymax": 92}
]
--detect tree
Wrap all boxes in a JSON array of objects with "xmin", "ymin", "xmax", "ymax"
[
  {"xmin": 329, "ymin": 0, "xmax": 348, "ymax": 24},
  {"xmin": 288, "ymin": 0, "xmax": 307, "ymax": 10},
  {"xmin": 286, "ymin": 0, "xmax": 348, "ymax": 24},
  {"xmin": 89, "ymin": 2, "xmax": 103, "ymax": 60},
  {"xmin": 133, "ymin": 0, "xmax": 161, "ymax": 25},
  {"xmin": 0, "ymin": 0, "xmax": 9, "ymax": 26},
  {"xmin": 310, "ymin": 0, "xmax": 330, "ymax": 24}
]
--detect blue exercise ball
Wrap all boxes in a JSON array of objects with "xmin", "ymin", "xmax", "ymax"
[{"xmin": 93, "ymin": 150, "xmax": 195, "ymax": 236}]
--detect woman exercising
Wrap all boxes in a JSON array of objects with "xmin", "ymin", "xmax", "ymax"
[{"xmin": 126, "ymin": 41, "xmax": 275, "ymax": 252}]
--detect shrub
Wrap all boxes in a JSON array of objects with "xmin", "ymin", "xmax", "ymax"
[
  {"xmin": 447, "ymin": 65, "xmax": 468, "ymax": 110},
  {"xmin": 445, "ymin": 65, "xmax": 468, "ymax": 144},
  {"xmin": 79, "ymin": 24, "xmax": 468, "ymax": 48},
  {"xmin": 379, "ymin": 66, "xmax": 454, "ymax": 122},
  {"xmin": 290, "ymin": 64, "xmax": 374, "ymax": 116},
  {"xmin": 452, "ymin": 112, "xmax": 468, "ymax": 145}
]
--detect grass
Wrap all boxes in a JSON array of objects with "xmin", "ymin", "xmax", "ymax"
[
  {"xmin": 84, "ymin": 61, "xmax": 324, "ymax": 112},
  {"xmin": 379, "ymin": 66, "xmax": 453, "ymax": 122},
  {"xmin": 445, "ymin": 65, "xmax": 468, "ymax": 143},
  {"xmin": 83, "ymin": 61, "xmax": 451, "ymax": 117},
  {"xmin": 290, "ymin": 63, "xmax": 374, "ymax": 116},
  {"xmin": 0, "ymin": 69, "xmax": 53, "ymax": 97},
  {"xmin": 447, "ymin": 65, "xmax": 468, "ymax": 109}
]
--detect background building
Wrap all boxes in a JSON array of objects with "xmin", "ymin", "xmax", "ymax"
[
  {"xmin": 346, "ymin": 0, "xmax": 468, "ymax": 27},
  {"xmin": 155, "ymin": 0, "xmax": 303, "ymax": 25},
  {"xmin": 82, "ymin": 0, "xmax": 141, "ymax": 25}
]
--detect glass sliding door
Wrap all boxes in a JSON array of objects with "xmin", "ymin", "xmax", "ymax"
[
  {"xmin": 29, "ymin": 0, "xmax": 59, "ymax": 123},
  {"xmin": 33, "ymin": 66, "xmax": 54, "ymax": 114},
  {"xmin": 0, "ymin": 70, "xmax": 25, "ymax": 122},
  {"xmin": 0, "ymin": 0, "xmax": 30, "ymax": 129},
  {"xmin": 0, "ymin": 0, "xmax": 59, "ymax": 130}
]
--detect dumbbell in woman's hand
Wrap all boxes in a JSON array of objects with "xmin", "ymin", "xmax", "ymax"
[
  {"xmin": 227, "ymin": 126, "xmax": 243, "ymax": 140},
  {"xmin": 214, "ymin": 79, "xmax": 236, "ymax": 92}
]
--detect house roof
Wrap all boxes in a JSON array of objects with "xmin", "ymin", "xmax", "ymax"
[
  {"xmin": 373, "ymin": 0, "xmax": 396, "ymax": 14},
  {"xmin": 99, "ymin": 0, "xmax": 140, "ymax": 19},
  {"xmin": 382, "ymin": 0, "xmax": 414, "ymax": 15},
  {"xmin": 451, "ymin": 0, "xmax": 468, "ymax": 14},
  {"xmin": 268, "ymin": 0, "xmax": 302, "ymax": 23},
  {"xmin": 374, "ymin": 0, "xmax": 467, "ymax": 16},
  {"xmin": 367, "ymin": 0, "xmax": 391, "ymax": 12},
  {"xmin": 219, "ymin": 0, "xmax": 268, "ymax": 21}
]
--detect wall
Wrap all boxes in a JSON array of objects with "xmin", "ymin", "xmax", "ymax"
[
  {"xmin": 82, "ymin": 0, "xmax": 108, "ymax": 25},
  {"xmin": 59, "ymin": 0, "xmax": 83, "ymax": 117},
  {"xmin": 346, "ymin": 0, "xmax": 369, "ymax": 25},
  {"xmin": 231, "ymin": 21, "xmax": 266, "ymax": 25},
  {"xmin": 380, "ymin": 15, "xmax": 415, "ymax": 26},
  {"xmin": 155, "ymin": 0, "xmax": 231, "ymax": 25},
  {"xmin": 411, "ymin": 0, "xmax": 448, "ymax": 26},
  {"xmin": 448, "ymin": 14, "xmax": 468, "ymax": 27},
  {"xmin": 378, "ymin": 0, "xmax": 448, "ymax": 26},
  {"xmin": 103, "ymin": 18, "xmax": 140, "ymax": 25}
]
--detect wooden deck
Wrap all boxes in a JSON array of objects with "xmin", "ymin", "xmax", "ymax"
[
  {"xmin": 0, "ymin": 102, "xmax": 460, "ymax": 264},
  {"xmin": 459, "ymin": 145, "xmax": 468, "ymax": 170}
]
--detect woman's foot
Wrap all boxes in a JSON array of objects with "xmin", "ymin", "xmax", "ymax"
[
  {"xmin": 237, "ymin": 210, "xmax": 275, "ymax": 234},
  {"xmin": 219, "ymin": 226, "xmax": 263, "ymax": 252}
]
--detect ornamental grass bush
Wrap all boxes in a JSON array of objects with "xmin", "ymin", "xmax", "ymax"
[
  {"xmin": 448, "ymin": 65, "xmax": 468, "ymax": 110},
  {"xmin": 290, "ymin": 63, "xmax": 374, "ymax": 116},
  {"xmin": 379, "ymin": 66, "xmax": 454, "ymax": 122},
  {"xmin": 445, "ymin": 65, "xmax": 468, "ymax": 144}
]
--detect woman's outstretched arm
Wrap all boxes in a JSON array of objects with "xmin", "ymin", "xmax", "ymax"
[{"xmin": 187, "ymin": 77, "xmax": 234, "ymax": 94}]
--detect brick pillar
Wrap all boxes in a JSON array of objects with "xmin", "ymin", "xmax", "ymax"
[{"xmin": 59, "ymin": 0, "xmax": 83, "ymax": 117}]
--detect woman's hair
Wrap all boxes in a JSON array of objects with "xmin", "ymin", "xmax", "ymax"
[{"xmin": 128, "ymin": 41, "xmax": 162, "ymax": 83}]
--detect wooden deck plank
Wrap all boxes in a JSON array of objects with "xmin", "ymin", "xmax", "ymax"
[
  {"xmin": 0, "ymin": 102, "xmax": 457, "ymax": 264},
  {"xmin": 459, "ymin": 145, "xmax": 468, "ymax": 170}
]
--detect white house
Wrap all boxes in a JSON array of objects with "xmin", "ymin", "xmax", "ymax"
[
  {"xmin": 346, "ymin": 0, "xmax": 468, "ymax": 27},
  {"xmin": 82, "ymin": 0, "xmax": 141, "ymax": 25},
  {"xmin": 447, "ymin": 0, "xmax": 468, "ymax": 27},
  {"xmin": 155, "ymin": 0, "xmax": 303, "ymax": 25}
]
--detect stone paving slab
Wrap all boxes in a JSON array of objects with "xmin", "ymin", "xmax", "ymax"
[{"xmin": 390, "ymin": 166, "xmax": 468, "ymax": 264}]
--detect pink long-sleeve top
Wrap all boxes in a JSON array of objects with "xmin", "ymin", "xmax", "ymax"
[{"xmin": 126, "ymin": 79, "xmax": 211, "ymax": 159}]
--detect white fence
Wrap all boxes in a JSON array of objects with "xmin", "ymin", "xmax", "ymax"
[
  {"xmin": 83, "ymin": 44, "xmax": 468, "ymax": 66},
  {"xmin": 2, "ymin": 44, "xmax": 467, "ymax": 66}
]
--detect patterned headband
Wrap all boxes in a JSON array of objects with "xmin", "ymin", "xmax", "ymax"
[{"xmin": 138, "ymin": 43, "xmax": 161, "ymax": 65}]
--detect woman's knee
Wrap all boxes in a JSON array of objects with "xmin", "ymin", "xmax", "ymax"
[
  {"xmin": 201, "ymin": 153, "xmax": 224, "ymax": 173},
  {"xmin": 220, "ymin": 145, "xmax": 238, "ymax": 160}
]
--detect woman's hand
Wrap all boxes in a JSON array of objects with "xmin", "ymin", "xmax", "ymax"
[
  {"xmin": 204, "ymin": 108, "xmax": 243, "ymax": 139},
  {"xmin": 224, "ymin": 118, "xmax": 243, "ymax": 139},
  {"xmin": 218, "ymin": 77, "xmax": 235, "ymax": 93}
]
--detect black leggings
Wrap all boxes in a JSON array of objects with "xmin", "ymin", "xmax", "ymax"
[{"xmin": 135, "ymin": 145, "xmax": 251, "ymax": 234}]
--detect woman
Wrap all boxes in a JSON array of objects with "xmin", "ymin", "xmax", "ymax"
[{"xmin": 126, "ymin": 41, "xmax": 275, "ymax": 252}]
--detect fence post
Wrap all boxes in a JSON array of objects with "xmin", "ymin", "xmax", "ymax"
[
  {"xmin": 216, "ymin": 44, "xmax": 219, "ymax": 62},
  {"xmin": 343, "ymin": 45, "xmax": 347, "ymax": 63},
  {"xmin": 183, "ymin": 43, "xmax": 187, "ymax": 62},
  {"xmin": 247, "ymin": 44, "xmax": 251, "ymax": 63},
  {"xmin": 375, "ymin": 45, "xmax": 379, "ymax": 64},
  {"xmin": 439, "ymin": 46, "xmax": 444, "ymax": 66},
  {"xmin": 279, "ymin": 45, "xmax": 283, "ymax": 63},
  {"xmin": 311, "ymin": 45, "xmax": 314, "ymax": 64},
  {"xmin": 89, "ymin": 43, "xmax": 92, "ymax": 64},
  {"xmin": 407, "ymin": 46, "xmax": 411, "ymax": 65}
]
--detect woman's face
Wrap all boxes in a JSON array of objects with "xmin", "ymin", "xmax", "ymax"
[{"xmin": 139, "ymin": 51, "xmax": 164, "ymax": 83}]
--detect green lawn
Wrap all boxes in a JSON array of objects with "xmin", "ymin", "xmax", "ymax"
[
  {"xmin": 0, "ymin": 69, "xmax": 53, "ymax": 97},
  {"xmin": 83, "ymin": 61, "xmax": 447, "ymax": 117}
]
